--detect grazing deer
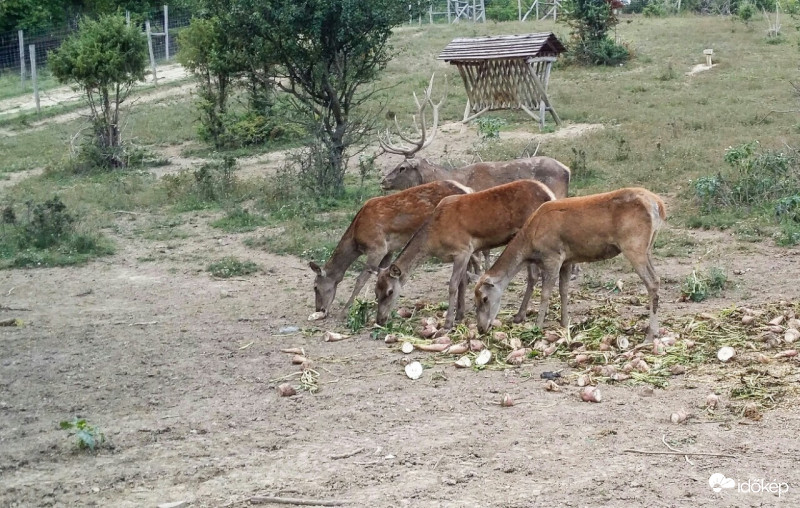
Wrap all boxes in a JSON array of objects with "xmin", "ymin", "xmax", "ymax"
[
  {"xmin": 309, "ymin": 180, "xmax": 473, "ymax": 317},
  {"xmin": 474, "ymin": 188, "xmax": 666, "ymax": 342},
  {"xmin": 374, "ymin": 180, "xmax": 556, "ymax": 329}
]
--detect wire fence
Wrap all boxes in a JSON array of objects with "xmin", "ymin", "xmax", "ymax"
[{"xmin": 0, "ymin": 5, "xmax": 192, "ymax": 98}]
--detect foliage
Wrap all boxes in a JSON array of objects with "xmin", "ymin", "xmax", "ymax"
[
  {"xmin": 59, "ymin": 418, "xmax": 105, "ymax": 451},
  {"xmin": 694, "ymin": 142, "xmax": 798, "ymax": 210},
  {"xmin": 210, "ymin": 207, "xmax": 268, "ymax": 232},
  {"xmin": 736, "ymin": 1, "xmax": 756, "ymax": 24},
  {"xmin": 0, "ymin": 197, "xmax": 114, "ymax": 269},
  {"xmin": 178, "ymin": 16, "xmax": 244, "ymax": 149},
  {"xmin": 486, "ymin": 0, "xmax": 520, "ymax": 21},
  {"xmin": 48, "ymin": 15, "xmax": 147, "ymax": 168},
  {"xmin": 560, "ymin": 0, "xmax": 629, "ymax": 66},
  {"xmin": 681, "ymin": 267, "xmax": 728, "ymax": 302},
  {"xmin": 643, "ymin": 0, "xmax": 667, "ymax": 16},
  {"xmin": 474, "ymin": 117, "xmax": 507, "ymax": 139},
  {"xmin": 222, "ymin": 0, "xmax": 413, "ymax": 197},
  {"xmin": 161, "ymin": 157, "xmax": 240, "ymax": 211},
  {"xmin": 347, "ymin": 298, "xmax": 374, "ymax": 332},
  {"xmin": 207, "ymin": 256, "xmax": 260, "ymax": 277}
]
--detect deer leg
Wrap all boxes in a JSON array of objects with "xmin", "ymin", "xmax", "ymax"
[
  {"xmin": 559, "ymin": 262, "xmax": 573, "ymax": 327},
  {"xmin": 625, "ymin": 251, "xmax": 660, "ymax": 343},
  {"xmin": 445, "ymin": 254, "xmax": 471, "ymax": 329},
  {"xmin": 482, "ymin": 249, "xmax": 491, "ymax": 272},
  {"xmin": 456, "ymin": 270, "xmax": 467, "ymax": 323},
  {"xmin": 536, "ymin": 262, "xmax": 560, "ymax": 330},
  {"xmin": 513, "ymin": 263, "xmax": 540, "ymax": 323}
]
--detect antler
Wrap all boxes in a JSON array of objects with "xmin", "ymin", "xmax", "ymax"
[{"xmin": 378, "ymin": 73, "xmax": 447, "ymax": 157}]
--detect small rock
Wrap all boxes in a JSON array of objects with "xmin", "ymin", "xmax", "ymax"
[
  {"xmin": 278, "ymin": 326, "xmax": 300, "ymax": 335},
  {"xmin": 158, "ymin": 502, "xmax": 188, "ymax": 508}
]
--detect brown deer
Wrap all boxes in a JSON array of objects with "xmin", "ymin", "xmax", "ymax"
[
  {"xmin": 377, "ymin": 77, "xmax": 571, "ymax": 200},
  {"xmin": 374, "ymin": 180, "xmax": 556, "ymax": 329},
  {"xmin": 474, "ymin": 188, "xmax": 666, "ymax": 342},
  {"xmin": 309, "ymin": 180, "xmax": 473, "ymax": 317}
]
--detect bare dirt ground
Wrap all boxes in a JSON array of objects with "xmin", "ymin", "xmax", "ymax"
[{"xmin": 2, "ymin": 97, "xmax": 800, "ymax": 507}]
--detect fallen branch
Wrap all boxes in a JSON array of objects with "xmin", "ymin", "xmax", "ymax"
[
  {"xmin": 249, "ymin": 495, "xmax": 349, "ymax": 506},
  {"xmin": 622, "ymin": 449, "xmax": 736, "ymax": 458},
  {"xmin": 0, "ymin": 305, "xmax": 31, "ymax": 311},
  {"xmin": 331, "ymin": 447, "xmax": 364, "ymax": 460}
]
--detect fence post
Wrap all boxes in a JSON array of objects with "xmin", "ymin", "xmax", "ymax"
[
  {"xmin": 19, "ymin": 30, "xmax": 26, "ymax": 85},
  {"xmin": 29, "ymin": 45, "xmax": 40, "ymax": 114},
  {"xmin": 126, "ymin": 10, "xmax": 131, "ymax": 26},
  {"xmin": 163, "ymin": 5, "xmax": 170, "ymax": 60},
  {"xmin": 145, "ymin": 20, "xmax": 158, "ymax": 86}
]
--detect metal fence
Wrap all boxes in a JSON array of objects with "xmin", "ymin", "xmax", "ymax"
[{"xmin": 0, "ymin": 5, "xmax": 192, "ymax": 89}]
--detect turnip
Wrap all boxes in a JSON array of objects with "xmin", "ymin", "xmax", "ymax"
[
  {"xmin": 669, "ymin": 364, "xmax": 686, "ymax": 375},
  {"xmin": 616, "ymin": 336, "xmax": 630, "ymax": 350},
  {"xmin": 475, "ymin": 349, "xmax": 492, "ymax": 366},
  {"xmin": 280, "ymin": 348, "xmax": 305, "ymax": 355},
  {"xmin": 292, "ymin": 355, "xmax": 310, "ymax": 364},
  {"xmin": 580, "ymin": 386, "xmax": 602, "ymax": 403},
  {"xmin": 774, "ymin": 349, "xmax": 798, "ymax": 359},
  {"xmin": 308, "ymin": 311, "xmax": 327, "ymax": 321},
  {"xmin": 769, "ymin": 315, "xmax": 785, "ymax": 326},
  {"xmin": 505, "ymin": 348, "xmax": 529, "ymax": 363},
  {"xmin": 543, "ymin": 380, "xmax": 561, "ymax": 392},
  {"xmin": 384, "ymin": 334, "xmax": 399, "ymax": 344},
  {"xmin": 717, "ymin": 346, "xmax": 735, "ymax": 363},
  {"xmin": 419, "ymin": 325, "xmax": 438, "ymax": 338},
  {"xmin": 500, "ymin": 393, "xmax": 515, "ymax": 407},
  {"xmin": 414, "ymin": 343, "xmax": 450, "ymax": 352},
  {"xmin": 705, "ymin": 393, "xmax": 719, "ymax": 409},
  {"xmin": 397, "ymin": 307, "xmax": 413, "ymax": 319},
  {"xmin": 446, "ymin": 342, "xmax": 469, "ymax": 355},
  {"xmin": 276, "ymin": 383, "xmax": 297, "ymax": 397},
  {"xmin": 469, "ymin": 340, "xmax": 485, "ymax": 352},
  {"xmin": 670, "ymin": 410, "xmax": 688, "ymax": 424},
  {"xmin": 405, "ymin": 361, "xmax": 423, "ymax": 380},
  {"xmin": 454, "ymin": 356, "xmax": 472, "ymax": 368},
  {"xmin": 401, "ymin": 342, "xmax": 415, "ymax": 354},
  {"xmin": 741, "ymin": 315, "xmax": 755, "ymax": 325},
  {"xmin": 323, "ymin": 331, "xmax": 350, "ymax": 342},
  {"xmin": 784, "ymin": 329, "xmax": 800, "ymax": 344}
]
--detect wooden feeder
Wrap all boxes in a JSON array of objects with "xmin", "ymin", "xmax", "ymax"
[
  {"xmin": 703, "ymin": 48, "xmax": 713, "ymax": 67},
  {"xmin": 437, "ymin": 32, "xmax": 565, "ymax": 128}
]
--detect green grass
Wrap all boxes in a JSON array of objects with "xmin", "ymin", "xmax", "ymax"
[
  {"xmin": 207, "ymin": 256, "xmax": 260, "ymax": 278},
  {"xmin": 0, "ymin": 14, "xmax": 797, "ymax": 255},
  {"xmin": 210, "ymin": 208, "xmax": 269, "ymax": 233}
]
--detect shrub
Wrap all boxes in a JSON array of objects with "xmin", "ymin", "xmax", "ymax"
[
  {"xmin": 681, "ymin": 267, "xmax": 727, "ymax": 302},
  {"xmin": 59, "ymin": 418, "xmax": 105, "ymax": 451},
  {"xmin": 474, "ymin": 117, "xmax": 507, "ymax": 139},
  {"xmin": 643, "ymin": 1, "xmax": 667, "ymax": 16}
]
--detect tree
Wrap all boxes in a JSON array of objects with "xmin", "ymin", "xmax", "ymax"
[
  {"xmin": 560, "ymin": 0, "xmax": 630, "ymax": 65},
  {"xmin": 49, "ymin": 14, "xmax": 147, "ymax": 168},
  {"xmin": 178, "ymin": 16, "xmax": 243, "ymax": 148},
  {"xmin": 224, "ymin": 0, "xmax": 414, "ymax": 197}
]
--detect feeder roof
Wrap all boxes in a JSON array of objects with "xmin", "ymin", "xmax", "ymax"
[{"xmin": 438, "ymin": 32, "xmax": 565, "ymax": 62}]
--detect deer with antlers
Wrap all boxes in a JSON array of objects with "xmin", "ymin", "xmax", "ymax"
[{"xmin": 378, "ymin": 101, "xmax": 571, "ymax": 199}]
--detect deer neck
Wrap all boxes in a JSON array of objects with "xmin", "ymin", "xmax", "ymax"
[
  {"xmin": 486, "ymin": 234, "xmax": 529, "ymax": 291},
  {"xmin": 418, "ymin": 159, "xmax": 452, "ymax": 183},
  {"xmin": 391, "ymin": 224, "xmax": 431, "ymax": 284},
  {"xmin": 324, "ymin": 233, "xmax": 362, "ymax": 283}
]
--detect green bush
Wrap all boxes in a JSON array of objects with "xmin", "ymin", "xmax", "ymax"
[
  {"xmin": 486, "ymin": 0, "xmax": 519, "ymax": 21},
  {"xmin": 474, "ymin": 117, "xmax": 507, "ymax": 139},
  {"xmin": 0, "ymin": 197, "xmax": 114, "ymax": 268},
  {"xmin": 161, "ymin": 157, "xmax": 241, "ymax": 211},
  {"xmin": 643, "ymin": 1, "xmax": 667, "ymax": 16}
]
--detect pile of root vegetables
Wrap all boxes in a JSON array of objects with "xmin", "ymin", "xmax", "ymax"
[{"xmin": 369, "ymin": 300, "xmax": 800, "ymax": 414}]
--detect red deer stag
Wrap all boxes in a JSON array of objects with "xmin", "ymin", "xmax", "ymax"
[
  {"xmin": 374, "ymin": 180, "xmax": 556, "ymax": 329},
  {"xmin": 474, "ymin": 188, "xmax": 666, "ymax": 342}
]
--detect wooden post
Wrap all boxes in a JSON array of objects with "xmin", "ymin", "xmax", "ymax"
[
  {"xmin": 18, "ymin": 30, "xmax": 26, "ymax": 85},
  {"xmin": 145, "ymin": 20, "xmax": 158, "ymax": 85},
  {"xmin": 447, "ymin": 0, "xmax": 452, "ymax": 23},
  {"xmin": 163, "ymin": 5, "xmax": 170, "ymax": 60},
  {"xmin": 125, "ymin": 10, "xmax": 130, "ymax": 26},
  {"xmin": 429, "ymin": 4, "xmax": 433, "ymax": 23},
  {"xmin": 29, "ymin": 45, "xmax": 40, "ymax": 114},
  {"xmin": 518, "ymin": 0, "xmax": 522, "ymax": 20}
]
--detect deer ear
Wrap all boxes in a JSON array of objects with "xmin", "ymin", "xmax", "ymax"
[
  {"xmin": 481, "ymin": 278, "xmax": 495, "ymax": 289},
  {"xmin": 388, "ymin": 264, "xmax": 402, "ymax": 279},
  {"xmin": 309, "ymin": 262, "xmax": 324, "ymax": 277}
]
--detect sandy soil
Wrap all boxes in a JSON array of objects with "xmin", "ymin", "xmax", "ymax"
[{"xmin": 2, "ymin": 86, "xmax": 800, "ymax": 508}]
